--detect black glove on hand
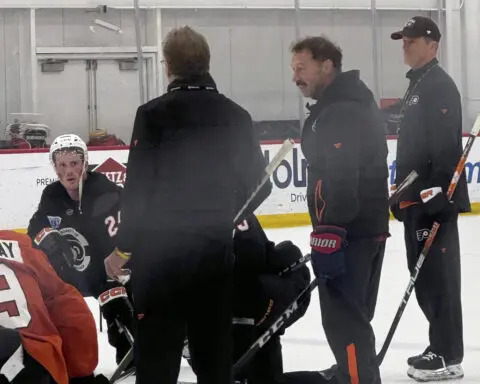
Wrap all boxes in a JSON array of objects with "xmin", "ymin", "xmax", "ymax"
[
  {"xmin": 420, "ymin": 187, "xmax": 457, "ymax": 223},
  {"xmin": 98, "ymin": 281, "xmax": 134, "ymax": 350},
  {"xmin": 34, "ymin": 228, "xmax": 79, "ymax": 285},
  {"xmin": 34, "ymin": 228, "xmax": 75, "ymax": 267}
]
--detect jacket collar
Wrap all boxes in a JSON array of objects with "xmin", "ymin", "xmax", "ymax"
[
  {"xmin": 167, "ymin": 72, "xmax": 218, "ymax": 92},
  {"xmin": 406, "ymin": 58, "xmax": 438, "ymax": 81}
]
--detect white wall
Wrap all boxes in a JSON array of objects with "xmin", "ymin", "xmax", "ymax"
[
  {"xmin": 1, "ymin": 2, "xmax": 478, "ymax": 141},
  {"xmin": 162, "ymin": 8, "xmax": 434, "ymax": 122},
  {"xmin": 0, "ymin": 10, "xmax": 33, "ymax": 122},
  {"xmin": 0, "ymin": 0, "xmax": 440, "ymax": 9}
]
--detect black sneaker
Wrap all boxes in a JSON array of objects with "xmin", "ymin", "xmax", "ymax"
[
  {"xmin": 407, "ymin": 352, "xmax": 464, "ymax": 382},
  {"xmin": 407, "ymin": 346, "xmax": 432, "ymax": 366}
]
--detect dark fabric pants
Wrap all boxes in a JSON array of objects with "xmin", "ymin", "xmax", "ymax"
[
  {"xmin": 318, "ymin": 238, "xmax": 386, "ymax": 384},
  {"xmin": 131, "ymin": 231, "xmax": 235, "ymax": 384},
  {"xmin": 0, "ymin": 328, "xmax": 53, "ymax": 384},
  {"xmin": 403, "ymin": 208, "xmax": 463, "ymax": 364}
]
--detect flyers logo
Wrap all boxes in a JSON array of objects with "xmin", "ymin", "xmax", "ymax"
[{"xmin": 416, "ymin": 229, "xmax": 430, "ymax": 242}]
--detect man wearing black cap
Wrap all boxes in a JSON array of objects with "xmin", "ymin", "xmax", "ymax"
[{"xmin": 389, "ymin": 16, "xmax": 470, "ymax": 382}]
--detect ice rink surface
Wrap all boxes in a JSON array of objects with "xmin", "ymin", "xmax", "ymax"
[{"xmin": 89, "ymin": 216, "xmax": 480, "ymax": 383}]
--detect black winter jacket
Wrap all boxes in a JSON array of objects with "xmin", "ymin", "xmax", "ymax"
[
  {"xmin": 115, "ymin": 73, "xmax": 271, "ymax": 253},
  {"xmin": 394, "ymin": 58, "xmax": 470, "ymax": 212},
  {"xmin": 301, "ymin": 70, "xmax": 390, "ymax": 239}
]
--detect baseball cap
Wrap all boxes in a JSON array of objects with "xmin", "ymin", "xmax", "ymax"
[{"xmin": 391, "ymin": 16, "xmax": 441, "ymax": 42}]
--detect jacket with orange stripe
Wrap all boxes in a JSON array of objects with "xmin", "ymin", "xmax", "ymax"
[
  {"xmin": 301, "ymin": 70, "xmax": 390, "ymax": 238},
  {"xmin": 0, "ymin": 231, "xmax": 98, "ymax": 384}
]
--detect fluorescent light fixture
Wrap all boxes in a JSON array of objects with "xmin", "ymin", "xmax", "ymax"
[{"xmin": 93, "ymin": 18, "xmax": 123, "ymax": 34}]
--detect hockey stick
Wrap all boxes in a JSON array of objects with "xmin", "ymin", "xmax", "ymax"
[
  {"xmin": 233, "ymin": 277, "xmax": 319, "ymax": 374},
  {"xmin": 233, "ymin": 168, "xmax": 420, "ymax": 375},
  {"xmin": 390, "ymin": 170, "xmax": 419, "ymax": 204},
  {"xmin": 376, "ymin": 116, "xmax": 480, "ymax": 366},
  {"xmin": 279, "ymin": 253, "xmax": 312, "ymax": 276},
  {"xmin": 234, "ymin": 138, "xmax": 295, "ymax": 224},
  {"xmin": 109, "ymin": 139, "xmax": 295, "ymax": 384}
]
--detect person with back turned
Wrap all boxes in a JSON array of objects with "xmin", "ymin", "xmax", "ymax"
[{"xmin": 104, "ymin": 26, "xmax": 271, "ymax": 384}]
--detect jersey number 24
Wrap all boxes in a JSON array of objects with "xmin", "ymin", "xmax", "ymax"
[{"xmin": 105, "ymin": 211, "xmax": 121, "ymax": 238}]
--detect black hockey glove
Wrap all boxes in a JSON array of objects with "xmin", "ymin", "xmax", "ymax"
[
  {"xmin": 98, "ymin": 281, "xmax": 134, "ymax": 363},
  {"xmin": 310, "ymin": 225, "xmax": 347, "ymax": 281},
  {"xmin": 33, "ymin": 228, "xmax": 79, "ymax": 285},
  {"xmin": 420, "ymin": 187, "xmax": 457, "ymax": 223}
]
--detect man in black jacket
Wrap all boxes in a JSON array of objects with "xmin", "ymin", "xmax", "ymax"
[
  {"xmin": 104, "ymin": 26, "xmax": 271, "ymax": 384},
  {"xmin": 389, "ymin": 16, "xmax": 470, "ymax": 382},
  {"xmin": 288, "ymin": 36, "xmax": 390, "ymax": 384}
]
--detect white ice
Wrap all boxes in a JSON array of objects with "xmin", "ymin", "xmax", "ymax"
[{"xmin": 88, "ymin": 215, "xmax": 480, "ymax": 383}]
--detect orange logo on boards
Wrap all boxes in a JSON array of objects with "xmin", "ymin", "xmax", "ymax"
[{"xmin": 333, "ymin": 143, "xmax": 342, "ymax": 149}]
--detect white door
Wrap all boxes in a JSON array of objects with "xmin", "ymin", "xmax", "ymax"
[
  {"xmin": 37, "ymin": 60, "xmax": 90, "ymax": 142},
  {"xmin": 95, "ymin": 59, "xmax": 149, "ymax": 144}
]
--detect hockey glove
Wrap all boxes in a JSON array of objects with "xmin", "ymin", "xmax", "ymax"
[
  {"xmin": 33, "ymin": 227, "xmax": 82, "ymax": 287},
  {"xmin": 420, "ymin": 187, "xmax": 457, "ymax": 223},
  {"xmin": 310, "ymin": 225, "xmax": 347, "ymax": 281},
  {"xmin": 98, "ymin": 281, "xmax": 134, "ymax": 364}
]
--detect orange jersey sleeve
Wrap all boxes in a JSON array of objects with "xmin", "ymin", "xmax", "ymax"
[{"xmin": 0, "ymin": 231, "xmax": 98, "ymax": 383}]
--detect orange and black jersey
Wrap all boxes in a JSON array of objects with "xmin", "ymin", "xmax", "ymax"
[
  {"xmin": 301, "ymin": 70, "xmax": 389, "ymax": 238},
  {"xmin": 0, "ymin": 231, "xmax": 98, "ymax": 384}
]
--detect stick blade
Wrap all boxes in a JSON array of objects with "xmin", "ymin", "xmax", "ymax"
[{"xmin": 471, "ymin": 114, "xmax": 480, "ymax": 136}]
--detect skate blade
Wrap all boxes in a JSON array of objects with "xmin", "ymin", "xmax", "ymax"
[{"xmin": 407, "ymin": 366, "xmax": 464, "ymax": 382}]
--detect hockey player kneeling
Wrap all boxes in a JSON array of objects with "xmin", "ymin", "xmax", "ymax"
[
  {"xmin": 0, "ymin": 231, "xmax": 109, "ymax": 384},
  {"xmin": 27, "ymin": 134, "xmax": 134, "ymax": 368},
  {"xmin": 185, "ymin": 215, "xmax": 311, "ymax": 384}
]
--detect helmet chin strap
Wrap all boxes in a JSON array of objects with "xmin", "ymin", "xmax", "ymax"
[{"xmin": 78, "ymin": 159, "xmax": 87, "ymax": 214}]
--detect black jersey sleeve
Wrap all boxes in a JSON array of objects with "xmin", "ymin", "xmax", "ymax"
[{"xmin": 27, "ymin": 186, "xmax": 57, "ymax": 239}]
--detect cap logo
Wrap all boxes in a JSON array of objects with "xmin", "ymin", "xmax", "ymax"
[{"xmin": 405, "ymin": 19, "xmax": 415, "ymax": 27}]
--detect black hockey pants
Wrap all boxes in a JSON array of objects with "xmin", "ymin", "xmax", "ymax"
[
  {"xmin": 317, "ymin": 237, "xmax": 386, "ymax": 384},
  {"xmin": 403, "ymin": 207, "xmax": 463, "ymax": 364}
]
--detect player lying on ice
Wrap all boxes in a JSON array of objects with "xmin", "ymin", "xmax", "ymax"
[
  {"xmin": 26, "ymin": 134, "xmax": 135, "ymax": 370},
  {"xmin": 183, "ymin": 214, "xmax": 312, "ymax": 384},
  {"xmin": 0, "ymin": 230, "xmax": 109, "ymax": 384}
]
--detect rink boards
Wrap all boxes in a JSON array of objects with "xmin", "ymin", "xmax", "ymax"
[{"xmin": 1, "ymin": 136, "xmax": 479, "ymax": 230}]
